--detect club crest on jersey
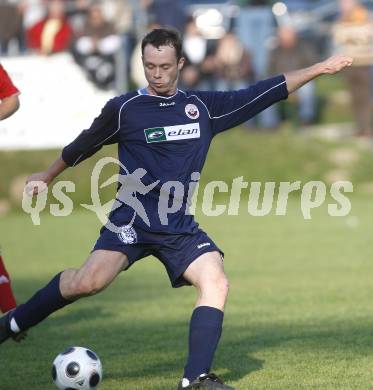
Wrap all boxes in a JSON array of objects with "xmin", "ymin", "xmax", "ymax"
[
  {"xmin": 118, "ymin": 225, "xmax": 137, "ymax": 244},
  {"xmin": 185, "ymin": 104, "xmax": 199, "ymax": 119}
]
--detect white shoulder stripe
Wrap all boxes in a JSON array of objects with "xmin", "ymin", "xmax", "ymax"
[
  {"xmin": 93, "ymin": 94, "xmax": 142, "ymax": 147},
  {"xmin": 181, "ymin": 80, "xmax": 286, "ymax": 120},
  {"xmin": 72, "ymin": 94, "xmax": 142, "ymax": 166}
]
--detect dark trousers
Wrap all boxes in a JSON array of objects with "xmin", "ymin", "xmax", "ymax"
[{"xmin": 344, "ymin": 66, "xmax": 372, "ymax": 136}]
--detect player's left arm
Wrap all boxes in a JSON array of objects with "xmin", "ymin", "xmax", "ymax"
[
  {"xmin": 0, "ymin": 94, "xmax": 20, "ymax": 120},
  {"xmin": 195, "ymin": 54, "xmax": 353, "ymax": 135},
  {"xmin": 284, "ymin": 54, "xmax": 353, "ymax": 94}
]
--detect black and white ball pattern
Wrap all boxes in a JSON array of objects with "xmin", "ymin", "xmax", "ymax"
[{"xmin": 52, "ymin": 346, "xmax": 102, "ymax": 390}]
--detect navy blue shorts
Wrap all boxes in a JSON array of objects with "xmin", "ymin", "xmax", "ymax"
[{"xmin": 93, "ymin": 225, "xmax": 224, "ymax": 288}]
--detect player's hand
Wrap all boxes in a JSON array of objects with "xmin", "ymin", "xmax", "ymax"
[
  {"xmin": 318, "ymin": 55, "xmax": 353, "ymax": 75},
  {"xmin": 25, "ymin": 172, "xmax": 52, "ymax": 195}
]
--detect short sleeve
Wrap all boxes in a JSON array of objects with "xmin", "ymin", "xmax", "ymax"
[{"xmin": 0, "ymin": 64, "xmax": 19, "ymax": 99}]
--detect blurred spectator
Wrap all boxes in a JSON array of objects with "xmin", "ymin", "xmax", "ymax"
[
  {"xmin": 180, "ymin": 17, "xmax": 210, "ymax": 90},
  {"xmin": 234, "ymin": 2, "xmax": 274, "ymax": 128},
  {"xmin": 26, "ymin": 0, "xmax": 72, "ymax": 55},
  {"xmin": 234, "ymin": 3, "xmax": 273, "ymax": 79},
  {"xmin": 72, "ymin": 2, "xmax": 121, "ymax": 90},
  {"xmin": 332, "ymin": 0, "xmax": 373, "ymax": 137},
  {"xmin": 143, "ymin": 0, "xmax": 186, "ymax": 31},
  {"xmin": 262, "ymin": 25, "xmax": 317, "ymax": 128},
  {"xmin": 213, "ymin": 31, "xmax": 254, "ymax": 91},
  {"xmin": 19, "ymin": 0, "xmax": 45, "ymax": 31},
  {"xmin": 101, "ymin": 0, "xmax": 136, "ymax": 90},
  {"xmin": 100, "ymin": 0, "xmax": 133, "ymax": 35},
  {"xmin": 0, "ymin": 2, "xmax": 24, "ymax": 55},
  {"xmin": 238, "ymin": 0, "xmax": 269, "ymax": 4},
  {"xmin": 65, "ymin": 0, "xmax": 91, "ymax": 35}
]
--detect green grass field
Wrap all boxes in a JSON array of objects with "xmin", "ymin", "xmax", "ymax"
[{"xmin": 1, "ymin": 196, "xmax": 373, "ymax": 389}]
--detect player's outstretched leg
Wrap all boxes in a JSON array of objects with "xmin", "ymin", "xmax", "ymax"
[
  {"xmin": 0, "ymin": 250, "xmax": 128, "ymax": 344},
  {"xmin": 178, "ymin": 251, "xmax": 235, "ymax": 390}
]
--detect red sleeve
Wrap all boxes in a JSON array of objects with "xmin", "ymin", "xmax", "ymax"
[
  {"xmin": 26, "ymin": 20, "xmax": 43, "ymax": 50},
  {"xmin": 0, "ymin": 64, "xmax": 19, "ymax": 99}
]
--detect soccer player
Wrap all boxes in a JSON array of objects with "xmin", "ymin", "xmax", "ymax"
[
  {"xmin": 0, "ymin": 249, "xmax": 17, "ymax": 314},
  {"xmin": 0, "ymin": 29, "xmax": 352, "ymax": 389},
  {"xmin": 0, "ymin": 63, "xmax": 20, "ymax": 120},
  {"xmin": 0, "ymin": 63, "xmax": 20, "ymax": 314}
]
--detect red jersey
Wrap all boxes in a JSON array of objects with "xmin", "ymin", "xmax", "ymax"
[{"xmin": 0, "ymin": 64, "xmax": 19, "ymax": 100}]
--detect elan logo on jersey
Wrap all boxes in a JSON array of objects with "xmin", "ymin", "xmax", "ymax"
[{"xmin": 144, "ymin": 123, "xmax": 200, "ymax": 143}]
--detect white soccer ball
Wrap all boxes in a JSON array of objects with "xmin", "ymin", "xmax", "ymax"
[{"xmin": 52, "ymin": 346, "xmax": 103, "ymax": 390}]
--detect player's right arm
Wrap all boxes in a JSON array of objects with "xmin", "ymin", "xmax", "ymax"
[
  {"xmin": 26, "ymin": 157, "xmax": 68, "ymax": 194},
  {"xmin": 26, "ymin": 97, "xmax": 121, "ymax": 194}
]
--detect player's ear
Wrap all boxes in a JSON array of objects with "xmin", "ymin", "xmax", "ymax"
[{"xmin": 178, "ymin": 57, "xmax": 185, "ymax": 71}]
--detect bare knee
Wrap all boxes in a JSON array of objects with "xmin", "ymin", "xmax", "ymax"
[
  {"xmin": 71, "ymin": 277, "xmax": 103, "ymax": 298},
  {"xmin": 206, "ymin": 275, "xmax": 229, "ymax": 298},
  {"xmin": 60, "ymin": 251, "xmax": 128, "ymax": 300},
  {"xmin": 197, "ymin": 275, "xmax": 230, "ymax": 309},
  {"xmin": 61, "ymin": 269, "xmax": 105, "ymax": 299}
]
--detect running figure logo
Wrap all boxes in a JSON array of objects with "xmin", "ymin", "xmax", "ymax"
[{"xmin": 82, "ymin": 157, "xmax": 160, "ymax": 233}]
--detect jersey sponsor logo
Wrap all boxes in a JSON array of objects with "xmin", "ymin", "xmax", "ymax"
[
  {"xmin": 118, "ymin": 225, "xmax": 137, "ymax": 244},
  {"xmin": 146, "ymin": 128, "xmax": 167, "ymax": 142},
  {"xmin": 185, "ymin": 104, "xmax": 199, "ymax": 119},
  {"xmin": 159, "ymin": 102, "xmax": 176, "ymax": 107},
  {"xmin": 144, "ymin": 123, "xmax": 200, "ymax": 143}
]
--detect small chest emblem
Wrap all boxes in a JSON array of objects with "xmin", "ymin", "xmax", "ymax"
[{"xmin": 185, "ymin": 104, "xmax": 199, "ymax": 119}]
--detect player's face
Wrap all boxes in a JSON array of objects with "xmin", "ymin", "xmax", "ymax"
[{"xmin": 142, "ymin": 44, "xmax": 185, "ymax": 96}]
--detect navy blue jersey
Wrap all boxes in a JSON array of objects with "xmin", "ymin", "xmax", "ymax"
[{"xmin": 62, "ymin": 75, "xmax": 288, "ymax": 233}]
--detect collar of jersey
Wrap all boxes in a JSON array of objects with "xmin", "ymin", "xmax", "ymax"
[{"xmin": 137, "ymin": 87, "xmax": 181, "ymax": 99}]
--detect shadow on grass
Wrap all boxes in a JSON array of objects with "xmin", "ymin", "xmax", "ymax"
[
  {"xmin": 6, "ymin": 278, "xmax": 373, "ymax": 388},
  {"xmin": 5, "ymin": 284, "xmax": 263, "ymax": 385},
  {"xmin": 20, "ymin": 306, "xmax": 373, "ymax": 384}
]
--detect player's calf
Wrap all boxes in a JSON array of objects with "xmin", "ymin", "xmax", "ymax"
[
  {"xmin": 1, "ymin": 252, "xmax": 127, "ymax": 344},
  {"xmin": 0, "ymin": 272, "xmax": 73, "ymax": 340}
]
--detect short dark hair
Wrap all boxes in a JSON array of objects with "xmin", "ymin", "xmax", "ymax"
[{"xmin": 141, "ymin": 28, "xmax": 183, "ymax": 60}]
